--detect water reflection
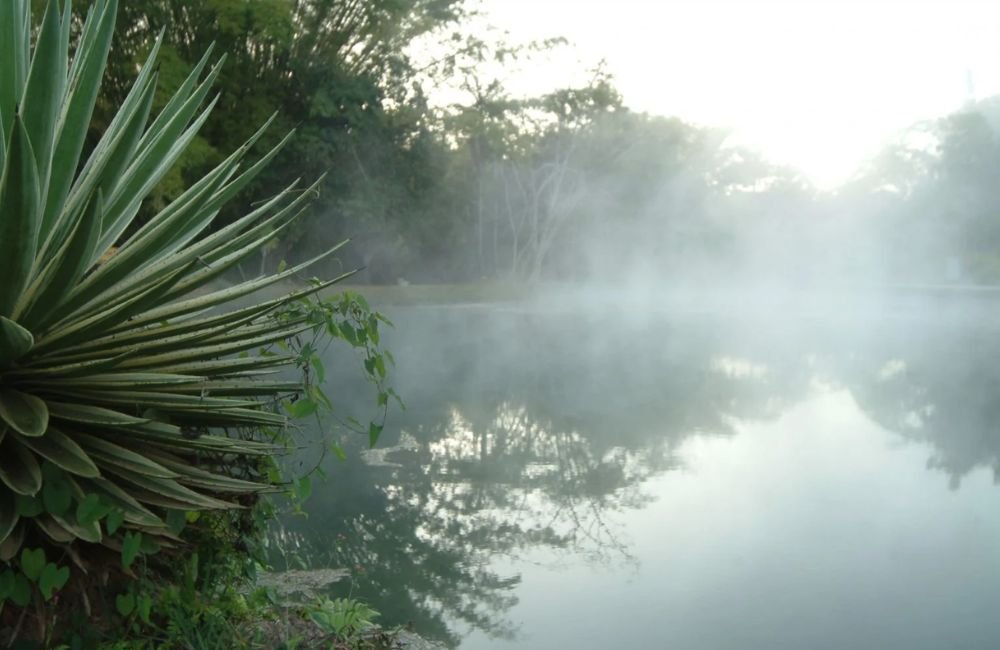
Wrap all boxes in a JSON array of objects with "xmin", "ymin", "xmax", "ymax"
[
  {"xmin": 278, "ymin": 298, "xmax": 1000, "ymax": 648},
  {"xmin": 847, "ymin": 326, "xmax": 1000, "ymax": 488}
]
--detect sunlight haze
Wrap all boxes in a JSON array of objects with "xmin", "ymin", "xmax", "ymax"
[{"xmin": 477, "ymin": 0, "xmax": 1000, "ymax": 189}]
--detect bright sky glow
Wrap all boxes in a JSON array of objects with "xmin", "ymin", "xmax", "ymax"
[{"xmin": 468, "ymin": 0, "xmax": 1000, "ymax": 189}]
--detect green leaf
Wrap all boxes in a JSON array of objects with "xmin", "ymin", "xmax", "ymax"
[
  {"xmin": 0, "ymin": 389, "xmax": 48, "ymax": 437},
  {"xmin": 293, "ymin": 476, "xmax": 311, "ymax": 502},
  {"xmin": 38, "ymin": 563, "xmax": 69, "ymax": 601},
  {"xmin": 116, "ymin": 592, "xmax": 135, "ymax": 617},
  {"xmin": 45, "ymin": 401, "xmax": 146, "ymax": 427},
  {"xmin": 41, "ymin": 471, "xmax": 72, "ymax": 517},
  {"xmin": 10, "ymin": 573, "xmax": 31, "ymax": 607},
  {"xmin": 0, "ymin": 434, "xmax": 42, "ymax": 495},
  {"xmin": 42, "ymin": 0, "xmax": 118, "ymax": 242},
  {"xmin": 92, "ymin": 71, "xmax": 159, "ymax": 207},
  {"xmin": 117, "ymin": 249, "xmax": 350, "ymax": 333},
  {"xmin": 20, "ymin": 547, "xmax": 45, "ymax": 582},
  {"xmin": 51, "ymin": 511, "xmax": 101, "ymax": 543},
  {"xmin": 164, "ymin": 509, "xmax": 187, "ymax": 536},
  {"xmin": 0, "ymin": 316, "xmax": 32, "ymax": 365},
  {"xmin": 0, "ymin": 114, "xmax": 41, "ymax": 318},
  {"xmin": 9, "ymin": 350, "xmax": 134, "ymax": 379},
  {"xmin": 18, "ymin": 191, "xmax": 104, "ymax": 330},
  {"xmin": 14, "ymin": 495, "xmax": 42, "ymax": 518},
  {"xmin": 17, "ymin": 426, "xmax": 100, "ymax": 478},
  {"xmin": 339, "ymin": 323, "xmax": 356, "ymax": 345},
  {"xmin": 0, "ymin": 1, "xmax": 29, "ymax": 139},
  {"xmin": 36, "ymin": 372, "xmax": 202, "ymax": 389},
  {"xmin": 121, "ymin": 532, "xmax": 142, "ymax": 569},
  {"xmin": 34, "ymin": 513, "xmax": 74, "ymax": 543},
  {"xmin": 21, "ymin": 0, "xmax": 66, "ymax": 185},
  {"xmin": 287, "ymin": 398, "xmax": 317, "ymax": 419},
  {"xmin": 0, "ymin": 570, "xmax": 13, "ymax": 601},
  {"xmin": 76, "ymin": 493, "xmax": 110, "ymax": 526},
  {"xmin": 0, "ymin": 110, "xmax": 5, "ymax": 174},
  {"xmin": 105, "ymin": 510, "xmax": 124, "ymax": 535},
  {"xmin": 137, "ymin": 593, "xmax": 152, "ymax": 623},
  {"xmin": 74, "ymin": 433, "xmax": 177, "ymax": 479},
  {"xmin": 85, "ymin": 142, "xmax": 239, "ymax": 289},
  {"xmin": 368, "ymin": 422, "xmax": 384, "ymax": 448},
  {"xmin": 33, "ymin": 262, "xmax": 193, "ymax": 354},
  {"xmin": 0, "ymin": 492, "xmax": 17, "ymax": 545},
  {"xmin": 144, "ymin": 451, "xmax": 265, "ymax": 494},
  {"xmin": 138, "ymin": 535, "xmax": 160, "ymax": 555},
  {"xmin": 97, "ymin": 79, "xmax": 223, "ymax": 253},
  {"xmin": 0, "ymin": 523, "xmax": 24, "ymax": 561},
  {"xmin": 310, "ymin": 355, "xmax": 326, "ymax": 384},
  {"xmin": 103, "ymin": 466, "xmax": 236, "ymax": 511}
]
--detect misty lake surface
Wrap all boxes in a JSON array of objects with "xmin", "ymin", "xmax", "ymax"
[{"xmin": 277, "ymin": 289, "xmax": 1000, "ymax": 649}]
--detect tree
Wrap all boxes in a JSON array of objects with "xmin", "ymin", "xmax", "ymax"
[{"xmin": 77, "ymin": 0, "xmax": 466, "ymax": 280}]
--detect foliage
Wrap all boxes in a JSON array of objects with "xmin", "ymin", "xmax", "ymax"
[
  {"xmin": 51, "ymin": 524, "xmax": 391, "ymax": 648},
  {"xmin": 82, "ymin": 0, "xmax": 467, "ymax": 281},
  {"xmin": 309, "ymin": 597, "xmax": 380, "ymax": 642},
  {"xmin": 0, "ymin": 0, "xmax": 391, "ymax": 644}
]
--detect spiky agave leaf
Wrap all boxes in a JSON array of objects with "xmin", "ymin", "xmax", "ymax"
[{"xmin": 0, "ymin": 0, "xmax": 349, "ymax": 557}]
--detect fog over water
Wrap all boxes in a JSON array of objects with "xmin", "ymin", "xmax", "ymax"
[
  {"xmin": 262, "ymin": 2, "xmax": 1000, "ymax": 648},
  {"xmin": 274, "ymin": 288, "xmax": 1000, "ymax": 649}
]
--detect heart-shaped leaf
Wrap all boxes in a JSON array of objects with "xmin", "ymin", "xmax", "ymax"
[
  {"xmin": 20, "ymin": 547, "xmax": 46, "ymax": 582},
  {"xmin": 121, "ymin": 531, "xmax": 142, "ymax": 569},
  {"xmin": 41, "ymin": 471, "xmax": 72, "ymax": 517},
  {"xmin": 116, "ymin": 592, "xmax": 135, "ymax": 617},
  {"xmin": 137, "ymin": 592, "xmax": 153, "ymax": 623},
  {"xmin": 105, "ymin": 509, "xmax": 124, "ymax": 535},
  {"xmin": 76, "ymin": 493, "xmax": 111, "ymax": 525},
  {"xmin": 38, "ymin": 563, "xmax": 69, "ymax": 600}
]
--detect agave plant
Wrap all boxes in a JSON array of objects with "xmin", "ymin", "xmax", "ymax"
[{"xmin": 0, "ymin": 0, "xmax": 348, "ymax": 562}]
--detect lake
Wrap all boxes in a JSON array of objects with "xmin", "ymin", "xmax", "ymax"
[{"xmin": 276, "ymin": 289, "xmax": 1000, "ymax": 649}]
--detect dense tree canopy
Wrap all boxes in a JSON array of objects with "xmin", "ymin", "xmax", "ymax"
[{"xmin": 72, "ymin": 1, "xmax": 1000, "ymax": 286}]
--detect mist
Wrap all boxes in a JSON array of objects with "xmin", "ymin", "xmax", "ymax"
[
  {"xmin": 8, "ymin": 1, "xmax": 1000, "ymax": 647},
  {"xmin": 165, "ymin": 1, "xmax": 1000, "ymax": 648},
  {"xmin": 276, "ymin": 70, "xmax": 1000, "ymax": 311}
]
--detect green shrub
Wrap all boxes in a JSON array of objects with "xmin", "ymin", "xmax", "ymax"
[{"xmin": 0, "ymin": 0, "xmax": 385, "ymax": 641}]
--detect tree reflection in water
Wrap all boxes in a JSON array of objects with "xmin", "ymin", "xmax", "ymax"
[
  {"xmin": 274, "ymin": 297, "xmax": 1000, "ymax": 647},
  {"xmin": 274, "ymin": 306, "xmax": 791, "ymax": 645},
  {"xmin": 841, "ymin": 316, "xmax": 1000, "ymax": 489}
]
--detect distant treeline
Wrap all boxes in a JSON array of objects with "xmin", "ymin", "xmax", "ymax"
[{"xmin": 75, "ymin": 0, "xmax": 1000, "ymax": 286}]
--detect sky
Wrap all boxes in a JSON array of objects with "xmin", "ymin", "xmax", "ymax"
[{"xmin": 462, "ymin": 0, "xmax": 1000, "ymax": 189}]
